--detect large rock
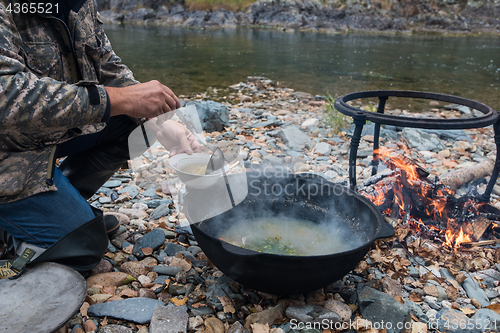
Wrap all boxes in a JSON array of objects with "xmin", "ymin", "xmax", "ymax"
[
  {"xmin": 88, "ymin": 298, "xmax": 164, "ymax": 324},
  {"xmin": 470, "ymin": 308, "xmax": 500, "ymax": 332},
  {"xmin": 276, "ymin": 126, "xmax": 314, "ymax": 150},
  {"xmin": 357, "ymin": 286, "xmax": 410, "ymax": 333},
  {"xmin": 433, "ymin": 308, "xmax": 477, "ymax": 333},
  {"xmin": 186, "ymin": 100, "xmax": 229, "ymax": 132},
  {"xmin": 401, "ymin": 128, "xmax": 444, "ymax": 152},
  {"xmin": 462, "ymin": 277, "xmax": 490, "ymax": 307}
]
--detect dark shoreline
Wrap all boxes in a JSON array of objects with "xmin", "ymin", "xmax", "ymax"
[{"xmin": 97, "ymin": 0, "xmax": 500, "ymax": 35}]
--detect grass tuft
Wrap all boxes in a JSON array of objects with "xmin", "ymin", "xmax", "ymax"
[{"xmin": 323, "ymin": 94, "xmax": 350, "ymax": 134}]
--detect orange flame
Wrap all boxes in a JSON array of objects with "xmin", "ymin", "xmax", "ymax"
[
  {"xmin": 444, "ymin": 226, "xmax": 472, "ymax": 248},
  {"xmin": 365, "ymin": 146, "xmax": 478, "ymax": 249}
]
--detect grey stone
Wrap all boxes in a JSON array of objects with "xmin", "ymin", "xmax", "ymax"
[
  {"xmin": 277, "ymin": 126, "xmax": 314, "ymax": 150},
  {"xmin": 473, "ymin": 269, "xmax": 500, "ymax": 289},
  {"xmin": 103, "ymin": 180, "xmax": 122, "ymax": 188},
  {"xmin": 142, "ymin": 188, "xmax": 157, "ymax": 197},
  {"xmin": 285, "ymin": 305, "xmax": 340, "ymax": 323},
  {"xmin": 463, "ymin": 277, "xmax": 490, "ymax": 307},
  {"xmin": 154, "ymin": 275, "xmax": 170, "ymax": 285},
  {"xmin": 470, "ymin": 309, "xmax": 500, "ymax": 332},
  {"xmin": 445, "ymin": 104, "xmax": 472, "ymax": 115},
  {"xmin": 189, "ymin": 305, "xmax": 214, "ymax": 316},
  {"xmin": 153, "ymin": 265, "xmax": 184, "ymax": 276},
  {"xmin": 164, "ymin": 243, "xmax": 187, "ymax": 256},
  {"xmin": 315, "ymin": 142, "xmax": 332, "ymax": 155},
  {"xmin": 175, "ymin": 222, "xmax": 194, "ymax": 239},
  {"xmin": 168, "ymin": 283, "xmax": 187, "ymax": 296},
  {"xmin": 357, "ymin": 287, "xmax": 410, "ymax": 333},
  {"xmin": 99, "ymin": 197, "xmax": 112, "ymax": 204},
  {"xmin": 146, "ymin": 199, "xmax": 173, "ymax": 209},
  {"xmin": 405, "ymin": 300, "xmax": 429, "ymax": 323},
  {"xmin": 98, "ymin": 325, "xmax": 134, "ymax": 333},
  {"xmin": 118, "ymin": 185, "xmax": 140, "ymax": 198},
  {"xmin": 186, "ymin": 100, "xmax": 229, "ymax": 133},
  {"xmin": 132, "ymin": 229, "xmax": 166, "ymax": 257},
  {"xmin": 149, "ymin": 305, "xmax": 189, "ymax": 333},
  {"xmin": 433, "ymin": 308, "xmax": 476, "ymax": 333},
  {"xmin": 88, "ymin": 298, "xmax": 164, "ymax": 324},
  {"xmin": 250, "ymin": 119, "xmax": 282, "ymax": 128},
  {"xmin": 401, "ymin": 128, "xmax": 444, "ymax": 152},
  {"xmin": 149, "ymin": 204, "xmax": 170, "ymax": 220},
  {"xmin": 188, "ymin": 246, "xmax": 202, "ymax": 256}
]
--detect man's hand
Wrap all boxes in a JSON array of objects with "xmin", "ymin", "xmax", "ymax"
[
  {"xmin": 154, "ymin": 119, "xmax": 201, "ymax": 156},
  {"xmin": 105, "ymin": 80, "xmax": 180, "ymax": 119}
]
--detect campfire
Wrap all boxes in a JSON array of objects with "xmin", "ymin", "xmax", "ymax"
[{"xmin": 360, "ymin": 145, "xmax": 500, "ymax": 249}]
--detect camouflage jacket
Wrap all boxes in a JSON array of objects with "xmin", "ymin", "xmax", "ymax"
[{"xmin": 0, "ymin": 0, "xmax": 138, "ymax": 203}]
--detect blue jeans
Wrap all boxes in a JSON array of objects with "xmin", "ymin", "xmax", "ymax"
[
  {"xmin": 0, "ymin": 168, "xmax": 96, "ymax": 248},
  {"xmin": 0, "ymin": 116, "xmax": 137, "ymax": 249}
]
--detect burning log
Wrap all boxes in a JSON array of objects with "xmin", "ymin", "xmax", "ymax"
[
  {"xmin": 461, "ymin": 239, "xmax": 500, "ymax": 248},
  {"xmin": 439, "ymin": 159, "xmax": 494, "ymax": 190}
]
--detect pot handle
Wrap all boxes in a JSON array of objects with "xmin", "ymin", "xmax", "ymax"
[{"xmin": 376, "ymin": 221, "xmax": 395, "ymax": 240}]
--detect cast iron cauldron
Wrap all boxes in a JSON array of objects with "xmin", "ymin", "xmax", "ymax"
[{"xmin": 184, "ymin": 171, "xmax": 394, "ymax": 295}]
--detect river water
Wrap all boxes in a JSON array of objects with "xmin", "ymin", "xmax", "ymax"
[{"xmin": 104, "ymin": 25, "xmax": 500, "ymax": 111}]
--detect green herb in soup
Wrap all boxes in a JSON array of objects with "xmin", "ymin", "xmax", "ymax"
[{"xmin": 219, "ymin": 217, "xmax": 353, "ymax": 256}]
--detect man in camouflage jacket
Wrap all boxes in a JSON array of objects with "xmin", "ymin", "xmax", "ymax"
[{"xmin": 0, "ymin": 0, "xmax": 199, "ymax": 275}]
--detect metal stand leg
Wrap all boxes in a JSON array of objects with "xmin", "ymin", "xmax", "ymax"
[
  {"xmin": 349, "ymin": 113, "xmax": 366, "ymax": 191},
  {"xmin": 372, "ymin": 96, "xmax": 388, "ymax": 176},
  {"xmin": 481, "ymin": 118, "xmax": 500, "ymax": 202}
]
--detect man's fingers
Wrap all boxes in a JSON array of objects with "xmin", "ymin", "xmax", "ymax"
[{"xmin": 163, "ymin": 86, "xmax": 181, "ymax": 110}]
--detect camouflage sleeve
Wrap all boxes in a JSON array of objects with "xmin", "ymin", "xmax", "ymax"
[
  {"xmin": 0, "ymin": 2, "xmax": 107, "ymax": 137},
  {"xmin": 96, "ymin": 18, "xmax": 139, "ymax": 88}
]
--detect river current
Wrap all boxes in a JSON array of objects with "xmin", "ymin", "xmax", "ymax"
[{"xmin": 104, "ymin": 25, "xmax": 500, "ymax": 111}]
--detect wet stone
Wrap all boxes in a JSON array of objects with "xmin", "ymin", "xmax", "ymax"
[
  {"xmin": 132, "ymin": 229, "xmax": 166, "ymax": 257},
  {"xmin": 88, "ymin": 298, "xmax": 164, "ymax": 324},
  {"xmin": 357, "ymin": 286, "xmax": 409, "ymax": 333},
  {"xmin": 165, "ymin": 243, "xmax": 187, "ymax": 256},
  {"xmin": 153, "ymin": 265, "xmax": 183, "ymax": 276},
  {"xmin": 149, "ymin": 203, "xmax": 171, "ymax": 220}
]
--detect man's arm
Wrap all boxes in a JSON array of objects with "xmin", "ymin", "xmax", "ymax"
[{"xmin": 0, "ymin": 2, "xmax": 108, "ymax": 137}]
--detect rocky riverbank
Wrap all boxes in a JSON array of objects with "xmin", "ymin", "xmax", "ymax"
[
  {"xmin": 59, "ymin": 77, "xmax": 500, "ymax": 333},
  {"xmin": 96, "ymin": 0, "xmax": 500, "ymax": 34}
]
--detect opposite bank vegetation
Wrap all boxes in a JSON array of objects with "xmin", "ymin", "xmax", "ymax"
[{"xmin": 96, "ymin": 0, "xmax": 500, "ymax": 34}]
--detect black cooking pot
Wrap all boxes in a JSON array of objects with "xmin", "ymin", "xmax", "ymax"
[{"xmin": 184, "ymin": 171, "xmax": 394, "ymax": 295}]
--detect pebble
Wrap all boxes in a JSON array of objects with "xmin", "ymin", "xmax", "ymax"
[
  {"xmin": 149, "ymin": 305, "xmax": 189, "ymax": 333},
  {"xmin": 149, "ymin": 203, "xmax": 171, "ymax": 220},
  {"xmin": 152, "ymin": 265, "xmax": 184, "ymax": 276},
  {"xmin": 88, "ymin": 298, "xmax": 164, "ymax": 324},
  {"xmin": 97, "ymin": 325, "xmax": 134, "ymax": 333},
  {"xmin": 132, "ymin": 229, "xmax": 166, "ymax": 257}
]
